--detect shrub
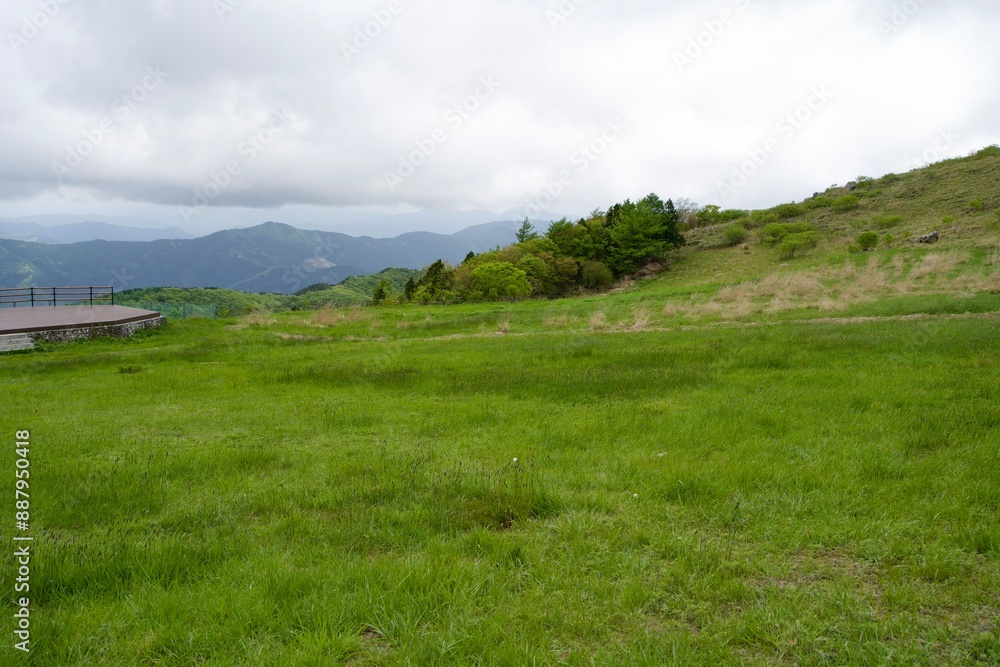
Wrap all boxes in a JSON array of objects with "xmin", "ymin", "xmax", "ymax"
[
  {"xmin": 776, "ymin": 232, "xmax": 821, "ymax": 260},
  {"xmin": 970, "ymin": 199, "xmax": 985, "ymax": 212},
  {"xmin": 719, "ymin": 209, "xmax": 749, "ymax": 222},
  {"xmin": 580, "ymin": 260, "xmax": 614, "ymax": 289},
  {"xmin": 470, "ymin": 262, "xmax": 532, "ymax": 302},
  {"xmin": 760, "ymin": 222, "xmax": 814, "ymax": 246},
  {"xmin": 883, "ymin": 234, "xmax": 896, "ymax": 246},
  {"xmin": 773, "ymin": 203, "xmax": 803, "ymax": 219},
  {"xmin": 831, "ymin": 195, "xmax": 860, "ymax": 212},
  {"xmin": 857, "ymin": 232, "xmax": 879, "ymax": 251},
  {"xmin": 874, "ymin": 215, "xmax": 904, "ymax": 229},
  {"xmin": 750, "ymin": 210, "xmax": 779, "ymax": 228},
  {"xmin": 804, "ymin": 196, "xmax": 833, "ymax": 209},
  {"xmin": 880, "ymin": 173, "xmax": 901, "ymax": 185},
  {"xmin": 722, "ymin": 223, "xmax": 748, "ymax": 247}
]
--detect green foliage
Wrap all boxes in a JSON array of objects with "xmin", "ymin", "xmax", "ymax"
[
  {"xmin": 857, "ymin": 232, "xmax": 879, "ymax": 251},
  {"xmin": 470, "ymin": 262, "xmax": 532, "ymax": 301},
  {"xmin": 722, "ymin": 223, "xmax": 748, "ymax": 247},
  {"xmin": 772, "ymin": 203, "xmax": 803, "ymax": 219},
  {"xmin": 968, "ymin": 144, "xmax": 1000, "ymax": 159},
  {"xmin": 832, "ymin": 195, "xmax": 860, "ymax": 212},
  {"xmin": 760, "ymin": 222, "xmax": 815, "ymax": 246},
  {"xmin": 606, "ymin": 194, "xmax": 686, "ymax": 276},
  {"xmin": 883, "ymin": 234, "xmax": 896, "ymax": 247},
  {"xmin": 970, "ymin": 199, "xmax": 985, "ymax": 212},
  {"xmin": 516, "ymin": 255, "xmax": 551, "ymax": 296},
  {"xmin": 776, "ymin": 231, "xmax": 821, "ymax": 260},
  {"xmin": 804, "ymin": 196, "xmax": 833, "ymax": 210},
  {"xmin": 880, "ymin": 173, "xmax": 902, "ymax": 185},
  {"xmin": 515, "ymin": 218, "xmax": 539, "ymax": 243},
  {"xmin": 580, "ymin": 260, "xmax": 614, "ymax": 289},
  {"xmin": 874, "ymin": 215, "xmax": 904, "ymax": 229},
  {"xmin": 369, "ymin": 278, "xmax": 393, "ymax": 306},
  {"xmin": 403, "ymin": 277, "xmax": 417, "ymax": 301}
]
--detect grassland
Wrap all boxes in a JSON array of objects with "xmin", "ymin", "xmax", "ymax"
[{"xmin": 2, "ymin": 153, "xmax": 999, "ymax": 665}]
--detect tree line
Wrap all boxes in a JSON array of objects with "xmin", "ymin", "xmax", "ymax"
[{"xmin": 372, "ymin": 193, "xmax": 687, "ymax": 305}]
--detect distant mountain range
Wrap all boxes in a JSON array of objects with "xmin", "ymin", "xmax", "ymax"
[
  {"xmin": 0, "ymin": 218, "xmax": 194, "ymax": 244},
  {"xmin": 0, "ymin": 220, "xmax": 519, "ymax": 294}
]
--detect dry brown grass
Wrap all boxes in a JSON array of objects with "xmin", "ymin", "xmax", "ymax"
[
  {"xmin": 310, "ymin": 306, "xmax": 371, "ymax": 327},
  {"xmin": 589, "ymin": 311, "xmax": 608, "ymax": 330},
  {"xmin": 397, "ymin": 318, "xmax": 410, "ymax": 330},
  {"xmin": 229, "ymin": 310, "xmax": 276, "ymax": 330},
  {"xmin": 497, "ymin": 317, "xmax": 511, "ymax": 334},
  {"xmin": 910, "ymin": 252, "xmax": 970, "ymax": 280},
  {"xmin": 660, "ymin": 249, "xmax": 995, "ymax": 324},
  {"xmin": 628, "ymin": 307, "xmax": 650, "ymax": 331}
]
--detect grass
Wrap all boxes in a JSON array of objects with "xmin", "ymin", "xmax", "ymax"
[
  {"xmin": 2, "ymin": 304, "xmax": 999, "ymax": 665},
  {"xmin": 2, "ymin": 151, "xmax": 999, "ymax": 664}
]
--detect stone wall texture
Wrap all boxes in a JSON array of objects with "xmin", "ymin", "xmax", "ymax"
[{"xmin": 31, "ymin": 316, "xmax": 166, "ymax": 343}]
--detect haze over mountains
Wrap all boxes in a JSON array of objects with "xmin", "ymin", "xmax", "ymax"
[{"xmin": 0, "ymin": 220, "xmax": 519, "ymax": 294}]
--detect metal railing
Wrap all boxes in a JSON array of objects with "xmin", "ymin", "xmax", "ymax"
[{"xmin": 0, "ymin": 286, "xmax": 115, "ymax": 308}]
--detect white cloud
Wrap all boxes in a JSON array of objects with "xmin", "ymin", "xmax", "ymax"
[{"xmin": 0, "ymin": 0, "xmax": 997, "ymax": 232}]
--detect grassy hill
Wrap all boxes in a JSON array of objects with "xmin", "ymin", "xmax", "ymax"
[
  {"xmin": 1, "ymin": 151, "xmax": 998, "ymax": 665},
  {"xmin": 117, "ymin": 268, "xmax": 422, "ymax": 315}
]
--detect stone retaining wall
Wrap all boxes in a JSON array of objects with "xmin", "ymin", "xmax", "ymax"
[{"xmin": 31, "ymin": 316, "xmax": 167, "ymax": 343}]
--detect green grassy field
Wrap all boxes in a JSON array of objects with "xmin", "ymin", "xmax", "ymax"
[
  {"xmin": 2, "ymin": 303, "xmax": 999, "ymax": 665},
  {"xmin": 3, "ymin": 152, "xmax": 999, "ymax": 665}
]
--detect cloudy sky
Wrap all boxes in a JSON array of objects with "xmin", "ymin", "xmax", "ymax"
[{"xmin": 1, "ymin": 0, "xmax": 997, "ymax": 234}]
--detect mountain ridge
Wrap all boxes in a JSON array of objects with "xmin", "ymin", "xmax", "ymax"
[{"xmin": 0, "ymin": 220, "xmax": 519, "ymax": 294}]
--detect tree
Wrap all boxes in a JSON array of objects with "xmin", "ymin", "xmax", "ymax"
[
  {"xmin": 464, "ymin": 251, "xmax": 476, "ymax": 264},
  {"xmin": 516, "ymin": 218, "xmax": 539, "ymax": 243},
  {"xmin": 580, "ymin": 260, "xmax": 614, "ymax": 289},
  {"xmin": 403, "ymin": 277, "xmax": 417, "ymax": 301},
  {"xmin": 606, "ymin": 194, "xmax": 686, "ymax": 276},
  {"xmin": 471, "ymin": 262, "xmax": 532, "ymax": 301},
  {"xmin": 370, "ymin": 279, "xmax": 392, "ymax": 306}
]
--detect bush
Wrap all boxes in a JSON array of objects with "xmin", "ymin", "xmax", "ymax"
[
  {"xmin": 874, "ymin": 215, "xmax": 904, "ymax": 229},
  {"xmin": 760, "ymin": 222, "xmax": 814, "ymax": 246},
  {"xmin": 722, "ymin": 223, "xmax": 748, "ymax": 247},
  {"xmin": 880, "ymin": 173, "xmax": 902, "ymax": 185},
  {"xmin": 831, "ymin": 195, "xmax": 860, "ymax": 212},
  {"xmin": 773, "ymin": 203, "xmax": 803, "ymax": 219},
  {"xmin": 804, "ymin": 196, "xmax": 833, "ymax": 210},
  {"xmin": 970, "ymin": 199, "xmax": 985, "ymax": 212},
  {"xmin": 776, "ymin": 232, "xmax": 821, "ymax": 260},
  {"xmin": 749, "ymin": 210, "xmax": 778, "ymax": 228},
  {"xmin": 580, "ymin": 261, "xmax": 614, "ymax": 289},
  {"xmin": 470, "ymin": 262, "xmax": 532, "ymax": 302},
  {"xmin": 883, "ymin": 234, "xmax": 896, "ymax": 246},
  {"xmin": 857, "ymin": 232, "xmax": 879, "ymax": 251}
]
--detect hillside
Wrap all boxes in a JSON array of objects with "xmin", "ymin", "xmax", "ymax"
[
  {"xmin": 117, "ymin": 268, "xmax": 422, "ymax": 315},
  {"xmin": 0, "ymin": 220, "xmax": 518, "ymax": 294}
]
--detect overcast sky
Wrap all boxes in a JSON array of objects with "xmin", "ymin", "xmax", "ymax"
[{"xmin": 1, "ymin": 0, "xmax": 997, "ymax": 234}]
